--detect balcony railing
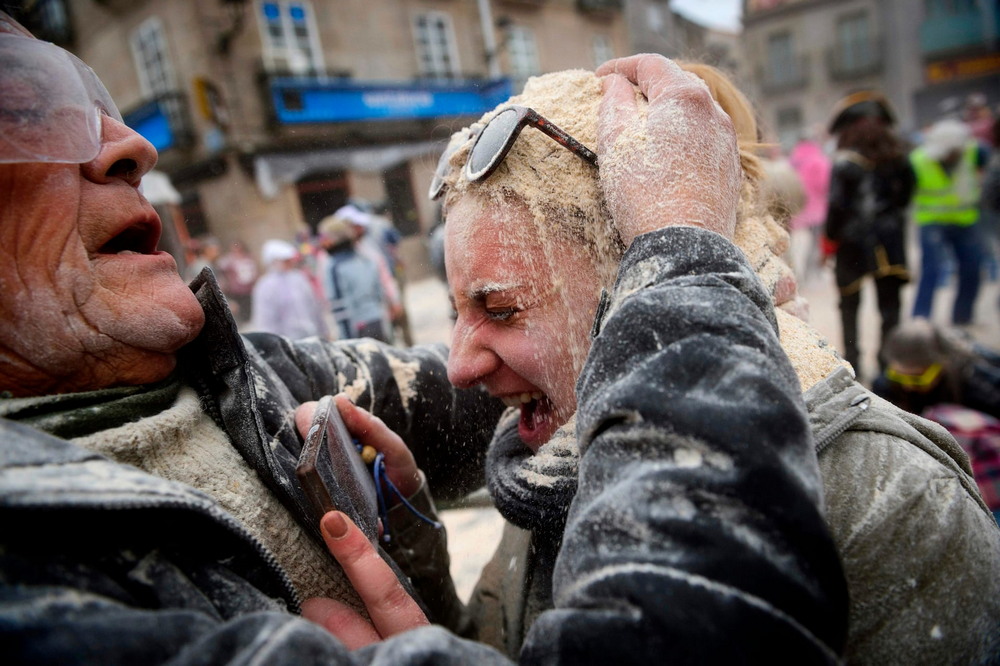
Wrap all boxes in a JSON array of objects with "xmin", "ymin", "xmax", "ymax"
[
  {"xmin": 827, "ymin": 39, "xmax": 883, "ymax": 81},
  {"xmin": 758, "ymin": 55, "xmax": 810, "ymax": 94},
  {"xmin": 259, "ymin": 70, "xmax": 512, "ymax": 126},
  {"xmin": 122, "ymin": 91, "xmax": 195, "ymax": 154}
]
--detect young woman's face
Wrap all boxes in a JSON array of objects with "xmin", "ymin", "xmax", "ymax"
[{"xmin": 445, "ymin": 195, "xmax": 602, "ymax": 451}]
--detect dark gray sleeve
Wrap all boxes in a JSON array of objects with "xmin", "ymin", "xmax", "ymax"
[
  {"xmin": 521, "ymin": 226, "xmax": 848, "ymax": 663},
  {"xmin": 245, "ymin": 335, "xmax": 505, "ymax": 500}
]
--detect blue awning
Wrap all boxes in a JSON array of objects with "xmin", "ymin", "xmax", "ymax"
[{"xmin": 268, "ymin": 76, "xmax": 511, "ymax": 125}]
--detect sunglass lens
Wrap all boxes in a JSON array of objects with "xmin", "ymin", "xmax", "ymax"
[
  {"xmin": 466, "ymin": 108, "xmax": 519, "ymax": 180},
  {"xmin": 428, "ymin": 157, "xmax": 448, "ymax": 200},
  {"xmin": 429, "ymin": 129, "xmax": 471, "ymax": 200}
]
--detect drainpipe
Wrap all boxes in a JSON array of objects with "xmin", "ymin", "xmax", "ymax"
[{"xmin": 477, "ymin": 0, "xmax": 502, "ymax": 79}]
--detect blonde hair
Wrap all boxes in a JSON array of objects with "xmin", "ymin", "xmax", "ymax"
[
  {"xmin": 439, "ymin": 62, "xmax": 790, "ymax": 299},
  {"xmin": 440, "ymin": 70, "xmax": 622, "ymax": 287},
  {"xmin": 438, "ymin": 60, "xmax": 842, "ymax": 388}
]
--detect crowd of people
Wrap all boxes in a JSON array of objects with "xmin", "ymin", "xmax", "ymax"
[
  {"xmin": 763, "ymin": 87, "xmax": 1000, "ymax": 526},
  {"xmin": 778, "ymin": 91, "xmax": 998, "ymax": 371},
  {"xmin": 2, "ymin": 9, "xmax": 1000, "ymax": 664},
  {"xmin": 181, "ymin": 202, "xmax": 407, "ymax": 345}
]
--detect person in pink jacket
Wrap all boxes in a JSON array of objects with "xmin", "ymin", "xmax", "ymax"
[{"xmin": 788, "ymin": 137, "xmax": 832, "ymax": 285}]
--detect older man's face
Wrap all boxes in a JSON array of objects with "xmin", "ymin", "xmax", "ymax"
[{"xmin": 0, "ymin": 117, "xmax": 205, "ymax": 396}]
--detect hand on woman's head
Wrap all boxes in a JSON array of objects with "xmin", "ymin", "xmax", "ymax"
[{"xmin": 595, "ymin": 54, "xmax": 742, "ymax": 245}]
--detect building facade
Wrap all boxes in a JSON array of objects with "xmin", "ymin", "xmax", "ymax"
[
  {"xmin": 742, "ymin": 0, "xmax": 1000, "ymax": 148},
  {"xmin": 14, "ymin": 0, "xmax": 628, "ymax": 277},
  {"xmin": 624, "ymin": 0, "xmax": 743, "ymax": 78}
]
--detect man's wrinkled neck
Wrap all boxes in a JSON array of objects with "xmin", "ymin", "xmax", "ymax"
[{"xmin": 0, "ymin": 351, "xmax": 179, "ymax": 398}]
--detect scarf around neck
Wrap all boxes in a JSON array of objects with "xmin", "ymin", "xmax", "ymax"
[{"xmin": 486, "ymin": 409, "xmax": 580, "ymax": 534}]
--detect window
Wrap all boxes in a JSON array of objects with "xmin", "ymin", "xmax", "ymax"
[
  {"xmin": 413, "ymin": 11, "xmax": 460, "ymax": 79},
  {"xmin": 130, "ymin": 17, "xmax": 192, "ymax": 151},
  {"xmin": 258, "ymin": 1, "xmax": 323, "ymax": 75},
  {"xmin": 836, "ymin": 13, "xmax": 872, "ymax": 71},
  {"xmin": 767, "ymin": 31, "xmax": 796, "ymax": 86},
  {"xmin": 131, "ymin": 17, "xmax": 175, "ymax": 97},
  {"xmin": 22, "ymin": 0, "xmax": 72, "ymax": 43},
  {"xmin": 507, "ymin": 25, "xmax": 541, "ymax": 86},
  {"xmin": 593, "ymin": 34, "xmax": 614, "ymax": 68}
]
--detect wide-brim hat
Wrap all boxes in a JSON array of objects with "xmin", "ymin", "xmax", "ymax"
[{"xmin": 829, "ymin": 91, "xmax": 896, "ymax": 134}]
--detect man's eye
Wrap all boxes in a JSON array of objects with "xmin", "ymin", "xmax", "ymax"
[{"xmin": 486, "ymin": 308, "xmax": 517, "ymax": 321}]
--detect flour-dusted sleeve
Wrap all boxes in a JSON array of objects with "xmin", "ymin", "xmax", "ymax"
[
  {"xmin": 0, "ymin": 419, "xmax": 512, "ymax": 666},
  {"xmin": 521, "ymin": 226, "xmax": 848, "ymax": 663},
  {"xmin": 244, "ymin": 334, "xmax": 505, "ymax": 501}
]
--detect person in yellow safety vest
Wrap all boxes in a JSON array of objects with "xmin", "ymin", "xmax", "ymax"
[{"xmin": 910, "ymin": 118, "xmax": 988, "ymax": 325}]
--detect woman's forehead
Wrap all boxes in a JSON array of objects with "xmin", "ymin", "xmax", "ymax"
[{"xmin": 446, "ymin": 193, "xmax": 532, "ymax": 237}]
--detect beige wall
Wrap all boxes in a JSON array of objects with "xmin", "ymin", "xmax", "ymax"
[
  {"xmin": 497, "ymin": 1, "xmax": 629, "ymax": 73},
  {"xmin": 196, "ymin": 155, "xmax": 306, "ymax": 260}
]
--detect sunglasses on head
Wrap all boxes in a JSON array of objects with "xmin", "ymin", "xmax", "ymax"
[{"xmin": 428, "ymin": 105, "xmax": 598, "ymax": 201}]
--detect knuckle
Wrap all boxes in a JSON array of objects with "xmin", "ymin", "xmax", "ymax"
[
  {"xmin": 378, "ymin": 584, "xmax": 415, "ymax": 613},
  {"xmin": 340, "ymin": 536, "xmax": 379, "ymax": 568}
]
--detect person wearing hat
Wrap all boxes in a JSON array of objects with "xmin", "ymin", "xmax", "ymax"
[
  {"xmin": 251, "ymin": 239, "xmax": 329, "ymax": 340},
  {"xmin": 318, "ymin": 212, "xmax": 392, "ymax": 342},
  {"xmin": 824, "ymin": 91, "xmax": 915, "ymax": 377},
  {"xmin": 910, "ymin": 118, "xmax": 988, "ymax": 325},
  {"xmin": 334, "ymin": 204, "xmax": 406, "ymax": 340}
]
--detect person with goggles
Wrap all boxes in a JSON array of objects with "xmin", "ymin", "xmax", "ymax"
[
  {"xmin": 874, "ymin": 319, "xmax": 1000, "ymax": 420},
  {"xmin": 0, "ymin": 21, "xmax": 124, "ymax": 166},
  {"xmin": 0, "ymin": 12, "xmax": 852, "ymax": 663},
  {"xmin": 0, "ymin": 14, "xmax": 505, "ymax": 664}
]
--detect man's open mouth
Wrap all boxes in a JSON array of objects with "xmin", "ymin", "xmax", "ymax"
[
  {"xmin": 501, "ymin": 392, "xmax": 555, "ymax": 437},
  {"xmin": 98, "ymin": 216, "xmax": 161, "ymax": 255}
]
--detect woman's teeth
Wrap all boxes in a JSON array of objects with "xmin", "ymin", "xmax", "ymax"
[{"xmin": 502, "ymin": 391, "xmax": 543, "ymax": 408}]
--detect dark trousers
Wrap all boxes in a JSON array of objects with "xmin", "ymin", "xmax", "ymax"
[
  {"xmin": 912, "ymin": 223, "xmax": 982, "ymax": 324},
  {"xmin": 839, "ymin": 275, "xmax": 905, "ymax": 374}
]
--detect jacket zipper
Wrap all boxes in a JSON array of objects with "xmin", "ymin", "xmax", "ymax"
[
  {"xmin": 87, "ymin": 494, "xmax": 302, "ymax": 614},
  {"xmin": 814, "ymin": 393, "xmax": 870, "ymax": 455}
]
